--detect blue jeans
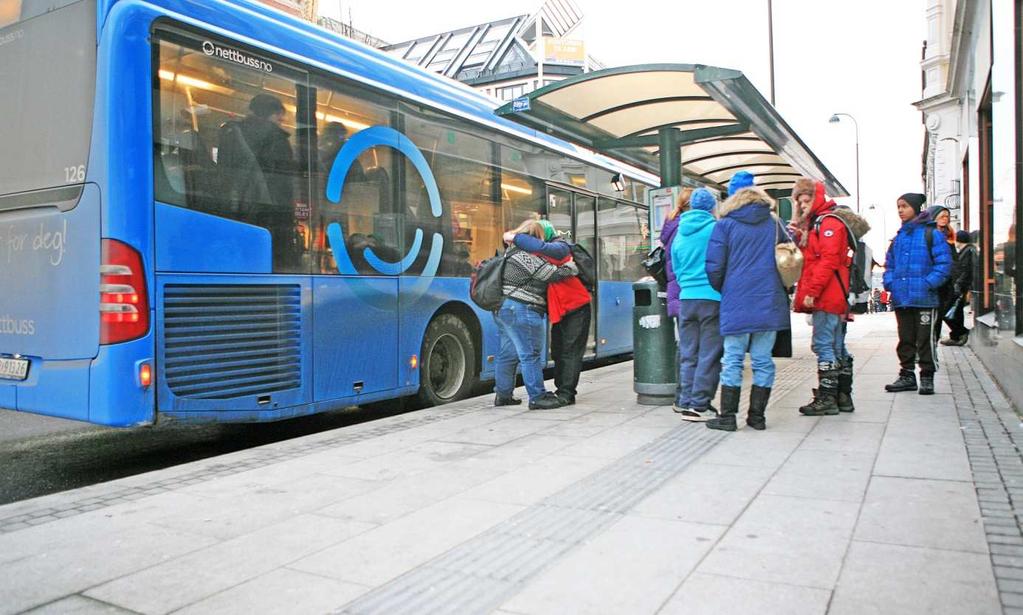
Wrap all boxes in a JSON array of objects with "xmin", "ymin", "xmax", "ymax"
[
  {"xmin": 677, "ymin": 300, "xmax": 723, "ymax": 409},
  {"xmin": 811, "ymin": 311, "xmax": 848, "ymax": 367},
  {"xmin": 494, "ymin": 299, "xmax": 548, "ymax": 401},
  {"xmin": 721, "ymin": 331, "xmax": 777, "ymax": 388}
]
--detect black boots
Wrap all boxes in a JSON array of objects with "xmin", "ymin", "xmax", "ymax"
[
  {"xmin": 707, "ymin": 385, "xmax": 740, "ymax": 432},
  {"xmin": 885, "ymin": 370, "xmax": 918, "ymax": 392},
  {"xmin": 918, "ymin": 376, "xmax": 935, "ymax": 395},
  {"xmin": 747, "ymin": 385, "xmax": 770, "ymax": 430},
  {"xmin": 494, "ymin": 394, "xmax": 521, "ymax": 407},
  {"xmin": 837, "ymin": 356, "xmax": 855, "ymax": 413},
  {"xmin": 800, "ymin": 363, "xmax": 840, "ymax": 416}
]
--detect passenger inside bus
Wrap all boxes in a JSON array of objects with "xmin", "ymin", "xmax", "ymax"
[{"xmin": 216, "ymin": 93, "xmax": 300, "ymax": 269}]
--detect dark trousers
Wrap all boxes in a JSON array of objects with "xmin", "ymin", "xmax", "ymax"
[
  {"xmin": 943, "ymin": 297, "xmax": 969, "ymax": 339},
  {"xmin": 676, "ymin": 299, "xmax": 723, "ymax": 409},
  {"xmin": 895, "ymin": 308, "xmax": 938, "ymax": 377},
  {"xmin": 552, "ymin": 304, "xmax": 591, "ymax": 400}
]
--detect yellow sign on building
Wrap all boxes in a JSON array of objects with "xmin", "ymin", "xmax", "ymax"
[{"xmin": 544, "ymin": 38, "xmax": 585, "ymax": 66}]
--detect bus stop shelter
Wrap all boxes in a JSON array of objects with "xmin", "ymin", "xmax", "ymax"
[{"xmin": 495, "ymin": 64, "xmax": 848, "ymax": 199}]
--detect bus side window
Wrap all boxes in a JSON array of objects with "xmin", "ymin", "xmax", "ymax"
[
  {"xmin": 152, "ymin": 35, "xmax": 310, "ymax": 273},
  {"xmin": 309, "ymin": 78, "xmax": 397, "ymax": 275}
]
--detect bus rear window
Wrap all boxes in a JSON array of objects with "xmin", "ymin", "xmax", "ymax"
[{"xmin": 0, "ymin": 0, "xmax": 96, "ymax": 201}]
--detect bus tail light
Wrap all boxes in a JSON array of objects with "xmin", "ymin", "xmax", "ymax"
[{"xmin": 100, "ymin": 239, "xmax": 149, "ymax": 344}]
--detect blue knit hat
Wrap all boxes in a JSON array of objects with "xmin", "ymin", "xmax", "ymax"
[
  {"xmin": 690, "ymin": 188, "xmax": 717, "ymax": 211},
  {"xmin": 728, "ymin": 171, "xmax": 755, "ymax": 196}
]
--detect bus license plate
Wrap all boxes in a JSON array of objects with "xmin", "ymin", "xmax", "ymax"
[{"xmin": 0, "ymin": 357, "xmax": 29, "ymax": 381}]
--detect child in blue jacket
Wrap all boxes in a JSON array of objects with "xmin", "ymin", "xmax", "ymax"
[{"xmin": 883, "ymin": 193, "xmax": 953, "ymax": 395}]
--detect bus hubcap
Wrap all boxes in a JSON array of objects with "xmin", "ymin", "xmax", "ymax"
[{"xmin": 428, "ymin": 333, "xmax": 466, "ymax": 400}]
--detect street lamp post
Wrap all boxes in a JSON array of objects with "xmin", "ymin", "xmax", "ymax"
[{"xmin": 829, "ymin": 113, "xmax": 860, "ymax": 213}]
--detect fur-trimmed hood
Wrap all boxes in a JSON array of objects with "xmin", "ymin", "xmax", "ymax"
[
  {"xmin": 716, "ymin": 187, "xmax": 776, "ymax": 220},
  {"xmin": 827, "ymin": 206, "xmax": 871, "ymax": 240}
]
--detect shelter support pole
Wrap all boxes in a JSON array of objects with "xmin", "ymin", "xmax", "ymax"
[{"xmin": 658, "ymin": 127, "xmax": 682, "ymax": 188}]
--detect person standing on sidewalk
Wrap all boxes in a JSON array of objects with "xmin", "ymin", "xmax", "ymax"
[
  {"xmin": 660, "ymin": 188, "xmax": 693, "ymax": 324},
  {"xmin": 670, "ymin": 188, "xmax": 722, "ymax": 421},
  {"xmin": 883, "ymin": 194, "xmax": 953, "ymax": 395},
  {"xmin": 927, "ymin": 205, "xmax": 957, "ymax": 343},
  {"xmin": 660, "ymin": 188, "xmax": 692, "ymax": 408},
  {"xmin": 494, "ymin": 220, "xmax": 578, "ymax": 410},
  {"xmin": 511, "ymin": 220, "xmax": 592, "ymax": 405},
  {"xmin": 789, "ymin": 179, "xmax": 870, "ymax": 416},
  {"xmin": 704, "ymin": 172, "xmax": 791, "ymax": 431},
  {"xmin": 941, "ymin": 229, "xmax": 976, "ymax": 346}
]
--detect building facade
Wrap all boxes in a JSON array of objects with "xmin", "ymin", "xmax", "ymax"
[
  {"xmin": 382, "ymin": 0, "xmax": 601, "ymax": 101},
  {"xmin": 917, "ymin": 0, "xmax": 1023, "ymax": 407}
]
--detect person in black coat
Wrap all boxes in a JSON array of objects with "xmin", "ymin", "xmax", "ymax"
[
  {"xmin": 941, "ymin": 230, "xmax": 976, "ymax": 346},
  {"xmin": 217, "ymin": 93, "xmax": 299, "ymax": 269}
]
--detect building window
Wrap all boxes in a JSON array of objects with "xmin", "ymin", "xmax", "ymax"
[{"xmin": 494, "ymin": 84, "xmax": 527, "ymax": 101}]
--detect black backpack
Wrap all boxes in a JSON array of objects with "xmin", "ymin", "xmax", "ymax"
[
  {"xmin": 469, "ymin": 253, "xmax": 507, "ymax": 312},
  {"xmin": 570, "ymin": 242, "xmax": 596, "ymax": 289}
]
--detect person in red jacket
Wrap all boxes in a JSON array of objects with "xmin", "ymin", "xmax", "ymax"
[
  {"xmin": 510, "ymin": 221, "xmax": 592, "ymax": 405},
  {"xmin": 789, "ymin": 179, "xmax": 868, "ymax": 415}
]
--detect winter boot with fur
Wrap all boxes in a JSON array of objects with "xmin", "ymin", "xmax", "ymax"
[
  {"xmin": 800, "ymin": 363, "xmax": 840, "ymax": 416},
  {"xmin": 746, "ymin": 385, "xmax": 771, "ymax": 430},
  {"xmin": 707, "ymin": 385, "xmax": 740, "ymax": 432}
]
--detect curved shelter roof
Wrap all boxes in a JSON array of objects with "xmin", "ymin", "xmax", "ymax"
[{"xmin": 495, "ymin": 64, "xmax": 848, "ymax": 197}]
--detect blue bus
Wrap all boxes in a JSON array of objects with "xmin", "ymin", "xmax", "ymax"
[{"xmin": 0, "ymin": 0, "xmax": 656, "ymax": 426}]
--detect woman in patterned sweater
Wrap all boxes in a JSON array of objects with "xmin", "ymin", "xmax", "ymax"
[{"xmin": 494, "ymin": 219, "xmax": 578, "ymax": 410}]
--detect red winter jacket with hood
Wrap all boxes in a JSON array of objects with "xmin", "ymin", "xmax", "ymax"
[{"xmin": 793, "ymin": 182, "xmax": 852, "ymax": 315}]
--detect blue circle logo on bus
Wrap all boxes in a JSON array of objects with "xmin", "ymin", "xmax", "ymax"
[{"xmin": 324, "ymin": 126, "xmax": 444, "ymax": 279}]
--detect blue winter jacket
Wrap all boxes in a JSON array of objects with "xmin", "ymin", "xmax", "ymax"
[
  {"xmin": 671, "ymin": 209, "xmax": 720, "ymax": 302},
  {"xmin": 659, "ymin": 216, "xmax": 681, "ymax": 317},
  {"xmin": 883, "ymin": 212, "xmax": 953, "ymax": 308},
  {"xmin": 705, "ymin": 189, "xmax": 791, "ymax": 336}
]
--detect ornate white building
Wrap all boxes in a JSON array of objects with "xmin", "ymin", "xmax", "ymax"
[{"xmin": 913, "ymin": 0, "xmax": 963, "ymax": 225}]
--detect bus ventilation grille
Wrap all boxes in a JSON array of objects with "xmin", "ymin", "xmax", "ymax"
[{"xmin": 163, "ymin": 284, "xmax": 301, "ymax": 400}]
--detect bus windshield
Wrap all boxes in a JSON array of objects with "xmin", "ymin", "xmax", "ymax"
[{"xmin": 0, "ymin": 0, "xmax": 96, "ymax": 201}]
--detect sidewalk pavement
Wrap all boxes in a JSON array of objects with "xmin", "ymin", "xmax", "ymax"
[{"xmin": 0, "ymin": 314, "xmax": 1019, "ymax": 614}]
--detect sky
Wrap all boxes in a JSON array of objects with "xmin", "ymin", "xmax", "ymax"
[{"xmin": 322, "ymin": 0, "xmax": 926, "ymax": 254}]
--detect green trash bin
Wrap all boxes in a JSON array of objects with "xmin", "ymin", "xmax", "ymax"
[{"xmin": 632, "ymin": 279, "xmax": 677, "ymax": 405}]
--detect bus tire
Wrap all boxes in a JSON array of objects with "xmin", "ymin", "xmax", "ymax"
[{"xmin": 416, "ymin": 314, "xmax": 477, "ymax": 407}]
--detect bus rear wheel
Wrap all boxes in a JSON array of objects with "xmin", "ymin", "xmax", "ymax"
[{"xmin": 417, "ymin": 314, "xmax": 477, "ymax": 407}]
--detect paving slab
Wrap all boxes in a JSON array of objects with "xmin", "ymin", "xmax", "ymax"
[
  {"xmin": 660, "ymin": 573, "xmax": 831, "ymax": 615},
  {"xmin": 830, "ymin": 541, "xmax": 1000, "ymax": 615},
  {"xmin": 855, "ymin": 476, "xmax": 988, "ymax": 553},
  {"xmin": 498, "ymin": 515, "xmax": 722, "ymax": 615},
  {"xmin": 696, "ymin": 494, "xmax": 861, "ymax": 589}
]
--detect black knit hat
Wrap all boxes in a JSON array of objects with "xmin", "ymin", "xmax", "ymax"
[
  {"xmin": 956, "ymin": 230, "xmax": 973, "ymax": 244},
  {"xmin": 899, "ymin": 193, "xmax": 927, "ymax": 215}
]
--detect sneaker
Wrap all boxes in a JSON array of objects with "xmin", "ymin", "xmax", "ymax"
[
  {"xmin": 672, "ymin": 403, "xmax": 688, "ymax": 414},
  {"xmin": 680, "ymin": 407, "xmax": 714, "ymax": 422},
  {"xmin": 494, "ymin": 395, "xmax": 521, "ymax": 407},
  {"xmin": 528, "ymin": 393, "xmax": 564, "ymax": 410},
  {"xmin": 918, "ymin": 376, "xmax": 935, "ymax": 395}
]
